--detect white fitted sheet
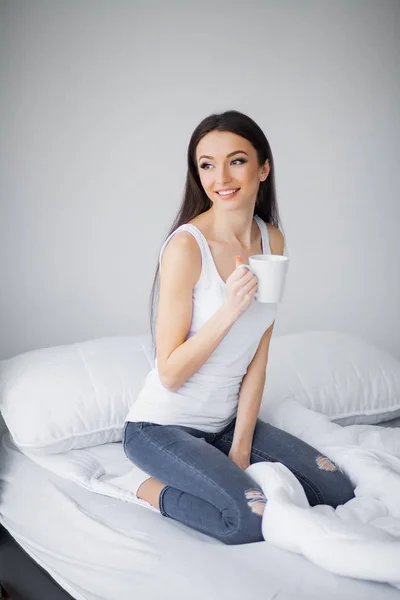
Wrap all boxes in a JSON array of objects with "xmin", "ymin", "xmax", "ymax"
[{"xmin": 1, "ymin": 432, "xmax": 400, "ymax": 600}]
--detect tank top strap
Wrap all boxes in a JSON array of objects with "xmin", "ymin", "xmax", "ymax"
[
  {"xmin": 253, "ymin": 215, "xmax": 271, "ymax": 254},
  {"xmin": 158, "ymin": 224, "xmax": 211, "ymax": 288}
]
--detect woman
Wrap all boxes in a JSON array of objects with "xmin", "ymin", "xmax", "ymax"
[{"xmin": 123, "ymin": 110, "xmax": 355, "ymax": 545}]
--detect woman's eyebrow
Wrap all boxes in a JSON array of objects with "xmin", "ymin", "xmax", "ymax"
[{"xmin": 198, "ymin": 150, "xmax": 248, "ymax": 162}]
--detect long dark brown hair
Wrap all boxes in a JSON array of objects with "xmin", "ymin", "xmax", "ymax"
[{"xmin": 148, "ymin": 109, "xmax": 284, "ymax": 359}]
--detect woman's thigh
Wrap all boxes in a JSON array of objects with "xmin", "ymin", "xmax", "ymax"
[
  {"xmin": 124, "ymin": 421, "xmax": 264, "ymax": 511},
  {"xmin": 213, "ymin": 418, "xmax": 355, "ymax": 507}
]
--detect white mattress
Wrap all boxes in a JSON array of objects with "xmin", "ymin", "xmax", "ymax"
[{"xmin": 1, "ymin": 432, "xmax": 400, "ymax": 600}]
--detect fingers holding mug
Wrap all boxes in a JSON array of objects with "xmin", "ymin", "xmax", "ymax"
[{"xmin": 223, "ymin": 256, "xmax": 258, "ymax": 319}]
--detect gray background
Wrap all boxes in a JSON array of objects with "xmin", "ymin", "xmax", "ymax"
[{"xmin": 1, "ymin": 0, "xmax": 399, "ymax": 360}]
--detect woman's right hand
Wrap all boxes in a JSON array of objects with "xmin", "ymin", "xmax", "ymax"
[{"xmin": 224, "ymin": 256, "xmax": 258, "ymax": 321}]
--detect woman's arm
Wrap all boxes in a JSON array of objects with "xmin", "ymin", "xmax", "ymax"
[
  {"xmin": 156, "ymin": 232, "xmax": 236, "ymax": 391},
  {"xmin": 229, "ymin": 321, "xmax": 275, "ymax": 460},
  {"xmin": 229, "ymin": 225, "xmax": 285, "ymax": 467},
  {"xmin": 156, "ymin": 232, "xmax": 252, "ymax": 392}
]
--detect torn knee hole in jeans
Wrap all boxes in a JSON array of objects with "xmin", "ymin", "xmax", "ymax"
[
  {"xmin": 245, "ymin": 489, "xmax": 267, "ymax": 516},
  {"xmin": 316, "ymin": 455, "xmax": 337, "ymax": 471}
]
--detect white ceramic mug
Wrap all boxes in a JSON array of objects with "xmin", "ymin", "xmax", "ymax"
[{"xmin": 237, "ymin": 255, "xmax": 289, "ymax": 303}]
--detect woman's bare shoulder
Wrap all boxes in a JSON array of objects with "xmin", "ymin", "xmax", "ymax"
[
  {"xmin": 160, "ymin": 229, "xmax": 202, "ymax": 286},
  {"xmin": 162, "ymin": 229, "xmax": 201, "ymax": 261},
  {"xmin": 266, "ymin": 222, "xmax": 285, "ymax": 255}
]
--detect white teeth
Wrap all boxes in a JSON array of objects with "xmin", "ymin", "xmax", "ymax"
[{"xmin": 217, "ymin": 189, "xmax": 238, "ymax": 196}]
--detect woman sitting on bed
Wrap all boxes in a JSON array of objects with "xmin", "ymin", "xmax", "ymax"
[{"xmin": 123, "ymin": 110, "xmax": 355, "ymax": 545}]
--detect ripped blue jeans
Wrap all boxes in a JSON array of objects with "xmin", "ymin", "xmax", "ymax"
[{"xmin": 123, "ymin": 417, "xmax": 355, "ymax": 545}]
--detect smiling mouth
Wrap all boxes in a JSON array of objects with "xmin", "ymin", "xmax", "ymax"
[{"xmin": 216, "ymin": 188, "xmax": 240, "ymax": 198}]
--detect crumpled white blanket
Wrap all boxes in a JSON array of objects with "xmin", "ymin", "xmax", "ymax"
[
  {"xmin": 23, "ymin": 398, "xmax": 400, "ymax": 586},
  {"xmin": 252, "ymin": 399, "xmax": 400, "ymax": 587}
]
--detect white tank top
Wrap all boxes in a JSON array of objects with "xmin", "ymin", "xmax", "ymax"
[{"xmin": 125, "ymin": 215, "xmax": 278, "ymax": 433}]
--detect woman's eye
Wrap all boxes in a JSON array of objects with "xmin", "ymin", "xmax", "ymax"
[{"xmin": 199, "ymin": 158, "xmax": 247, "ymax": 170}]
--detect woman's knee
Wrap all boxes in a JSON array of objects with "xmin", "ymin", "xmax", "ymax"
[
  {"xmin": 220, "ymin": 518, "xmax": 264, "ymax": 545},
  {"xmin": 218, "ymin": 488, "xmax": 266, "ymax": 545},
  {"xmin": 313, "ymin": 456, "xmax": 355, "ymax": 507},
  {"xmin": 329, "ymin": 469, "xmax": 355, "ymax": 507}
]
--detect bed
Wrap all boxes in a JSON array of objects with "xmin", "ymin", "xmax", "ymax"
[
  {"xmin": 0, "ymin": 523, "xmax": 75, "ymax": 600},
  {"xmin": 1, "ymin": 330, "xmax": 400, "ymax": 599}
]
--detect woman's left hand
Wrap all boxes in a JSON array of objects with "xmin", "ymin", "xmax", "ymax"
[{"xmin": 228, "ymin": 446, "xmax": 251, "ymax": 470}]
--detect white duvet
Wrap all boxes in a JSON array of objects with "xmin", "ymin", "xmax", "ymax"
[
  {"xmin": 23, "ymin": 398, "xmax": 400, "ymax": 587},
  {"xmin": 251, "ymin": 400, "xmax": 400, "ymax": 587}
]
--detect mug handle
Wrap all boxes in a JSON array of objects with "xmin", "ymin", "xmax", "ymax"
[{"xmin": 236, "ymin": 263, "xmax": 258, "ymax": 300}]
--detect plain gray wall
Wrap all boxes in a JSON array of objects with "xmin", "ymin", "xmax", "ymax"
[{"xmin": 1, "ymin": 0, "xmax": 399, "ymax": 361}]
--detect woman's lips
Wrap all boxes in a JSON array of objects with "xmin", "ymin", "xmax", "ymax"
[{"xmin": 216, "ymin": 188, "xmax": 240, "ymax": 199}]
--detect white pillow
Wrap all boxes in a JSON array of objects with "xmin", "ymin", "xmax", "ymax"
[
  {"xmin": 0, "ymin": 335, "xmax": 153, "ymax": 455},
  {"xmin": 259, "ymin": 330, "xmax": 400, "ymax": 426},
  {"xmin": 1, "ymin": 330, "xmax": 399, "ymax": 457}
]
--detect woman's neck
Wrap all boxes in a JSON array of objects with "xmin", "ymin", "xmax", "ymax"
[{"xmin": 208, "ymin": 207, "xmax": 256, "ymax": 249}]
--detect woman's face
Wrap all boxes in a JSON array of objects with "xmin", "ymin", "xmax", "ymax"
[{"xmin": 195, "ymin": 130, "xmax": 269, "ymax": 208}]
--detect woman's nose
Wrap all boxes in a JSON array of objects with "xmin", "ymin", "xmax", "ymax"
[{"xmin": 215, "ymin": 164, "xmax": 232, "ymax": 184}]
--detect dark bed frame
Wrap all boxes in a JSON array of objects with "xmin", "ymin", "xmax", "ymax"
[{"xmin": 0, "ymin": 523, "xmax": 75, "ymax": 600}]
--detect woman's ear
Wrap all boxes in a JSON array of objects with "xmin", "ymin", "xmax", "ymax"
[{"xmin": 260, "ymin": 159, "xmax": 270, "ymax": 181}]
